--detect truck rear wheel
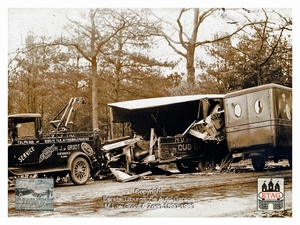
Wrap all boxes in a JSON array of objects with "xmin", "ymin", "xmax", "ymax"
[
  {"xmin": 70, "ymin": 157, "xmax": 90, "ymax": 185},
  {"xmin": 198, "ymin": 152, "xmax": 216, "ymax": 172},
  {"xmin": 251, "ymin": 157, "xmax": 265, "ymax": 171}
]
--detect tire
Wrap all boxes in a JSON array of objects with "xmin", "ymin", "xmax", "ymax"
[
  {"xmin": 251, "ymin": 157, "xmax": 265, "ymax": 171},
  {"xmin": 176, "ymin": 161, "xmax": 196, "ymax": 173},
  {"xmin": 70, "ymin": 157, "xmax": 91, "ymax": 185},
  {"xmin": 198, "ymin": 152, "xmax": 216, "ymax": 172}
]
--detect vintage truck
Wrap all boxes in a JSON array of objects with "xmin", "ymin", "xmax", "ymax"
[{"xmin": 8, "ymin": 97, "xmax": 139, "ymax": 185}]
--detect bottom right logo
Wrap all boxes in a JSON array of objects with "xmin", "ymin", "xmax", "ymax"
[{"xmin": 257, "ymin": 178, "xmax": 285, "ymax": 211}]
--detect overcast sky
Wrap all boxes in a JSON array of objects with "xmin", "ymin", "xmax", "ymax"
[
  {"xmin": 7, "ymin": 3, "xmax": 295, "ymax": 53},
  {"xmin": 6, "ymin": 6, "xmax": 294, "ymax": 79},
  {"xmin": 8, "ymin": 8, "xmax": 83, "ymax": 54}
]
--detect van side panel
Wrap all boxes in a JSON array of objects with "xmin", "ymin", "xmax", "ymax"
[
  {"xmin": 247, "ymin": 89, "xmax": 274, "ymax": 147},
  {"xmin": 224, "ymin": 84, "xmax": 292, "ymax": 154},
  {"xmin": 225, "ymin": 94, "xmax": 250, "ymax": 150}
]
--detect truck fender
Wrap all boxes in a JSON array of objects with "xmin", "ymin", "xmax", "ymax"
[{"xmin": 66, "ymin": 152, "xmax": 93, "ymax": 170}]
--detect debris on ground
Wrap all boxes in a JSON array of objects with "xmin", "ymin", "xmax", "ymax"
[{"xmin": 110, "ymin": 168, "xmax": 152, "ymax": 182}]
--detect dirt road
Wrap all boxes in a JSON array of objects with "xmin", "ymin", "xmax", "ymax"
[{"xmin": 8, "ymin": 160, "xmax": 292, "ymax": 218}]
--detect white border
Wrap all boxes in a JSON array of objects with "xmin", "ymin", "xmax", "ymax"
[{"xmin": 3, "ymin": 1, "xmax": 298, "ymax": 224}]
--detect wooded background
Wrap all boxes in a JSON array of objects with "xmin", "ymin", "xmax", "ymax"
[{"xmin": 8, "ymin": 8, "xmax": 292, "ymax": 136}]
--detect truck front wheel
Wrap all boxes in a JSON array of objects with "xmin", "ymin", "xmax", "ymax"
[
  {"xmin": 251, "ymin": 157, "xmax": 265, "ymax": 171},
  {"xmin": 198, "ymin": 152, "xmax": 216, "ymax": 172},
  {"xmin": 70, "ymin": 157, "xmax": 91, "ymax": 185}
]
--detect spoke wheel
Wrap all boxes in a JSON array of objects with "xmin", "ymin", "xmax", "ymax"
[
  {"xmin": 198, "ymin": 152, "xmax": 216, "ymax": 172},
  {"xmin": 70, "ymin": 157, "xmax": 90, "ymax": 185}
]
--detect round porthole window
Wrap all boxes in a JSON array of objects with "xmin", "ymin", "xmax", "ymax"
[
  {"xmin": 254, "ymin": 100, "xmax": 263, "ymax": 114},
  {"xmin": 234, "ymin": 104, "xmax": 242, "ymax": 117}
]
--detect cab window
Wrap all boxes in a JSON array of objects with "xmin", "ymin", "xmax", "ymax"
[{"xmin": 16, "ymin": 122, "xmax": 36, "ymax": 138}]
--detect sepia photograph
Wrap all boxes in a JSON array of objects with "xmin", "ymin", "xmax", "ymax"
[{"xmin": 5, "ymin": 1, "xmax": 296, "ymax": 223}]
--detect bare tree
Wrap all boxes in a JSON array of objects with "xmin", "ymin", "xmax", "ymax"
[
  {"xmin": 55, "ymin": 8, "xmax": 126, "ymax": 130},
  {"xmin": 200, "ymin": 9, "xmax": 292, "ymax": 92},
  {"xmin": 98, "ymin": 9, "xmax": 176, "ymax": 102},
  {"xmin": 152, "ymin": 8, "xmax": 261, "ymax": 86}
]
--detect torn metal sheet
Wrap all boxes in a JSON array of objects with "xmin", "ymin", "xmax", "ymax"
[
  {"xmin": 102, "ymin": 137, "xmax": 141, "ymax": 152},
  {"xmin": 109, "ymin": 168, "xmax": 132, "ymax": 181},
  {"xmin": 187, "ymin": 105, "xmax": 226, "ymax": 143},
  {"xmin": 110, "ymin": 168, "xmax": 152, "ymax": 182}
]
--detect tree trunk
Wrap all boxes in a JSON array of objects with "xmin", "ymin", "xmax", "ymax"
[
  {"xmin": 90, "ymin": 9, "xmax": 98, "ymax": 130},
  {"xmin": 113, "ymin": 39, "xmax": 122, "ymax": 102},
  {"xmin": 186, "ymin": 8, "xmax": 198, "ymax": 86},
  {"xmin": 186, "ymin": 44, "xmax": 196, "ymax": 85},
  {"xmin": 91, "ymin": 56, "xmax": 98, "ymax": 130}
]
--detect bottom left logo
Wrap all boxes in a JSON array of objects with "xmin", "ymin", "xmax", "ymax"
[{"xmin": 15, "ymin": 178, "xmax": 54, "ymax": 211}]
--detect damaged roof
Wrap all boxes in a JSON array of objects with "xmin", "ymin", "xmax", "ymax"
[
  {"xmin": 108, "ymin": 94, "xmax": 224, "ymax": 140},
  {"xmin": 108, "ymin": 94, "xmax": 224, "ymax": 110}
]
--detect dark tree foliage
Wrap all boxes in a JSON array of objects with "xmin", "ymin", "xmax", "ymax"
[
  {"xmin": 198, "ymin": 9, "xmax": 292, "ymax": 93},
  {"xmin": 97, "ymin": 9, "xmax": 176, "ymax": 103},
  {"xmin": 8, "ymin": 34, "xmax": 92, "ymax": 132}
]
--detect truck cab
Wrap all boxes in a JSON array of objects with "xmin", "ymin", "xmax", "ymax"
[{"xmin": 8, "ymin": 113, "xmax": 42, "ymax": 145}]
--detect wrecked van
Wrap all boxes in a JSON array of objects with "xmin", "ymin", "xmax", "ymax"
[
  {"xmin": 108, "ymin": 94, "xmax": 229, "ymax": 173},
  {"xmin": 224, "ymin": 83, "xmax": 292, "ymax": 170}
]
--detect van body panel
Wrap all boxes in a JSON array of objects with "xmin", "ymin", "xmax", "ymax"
[{"xmin": 224, "ymin": 83, "xmax": 292, "ymax": 156}]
